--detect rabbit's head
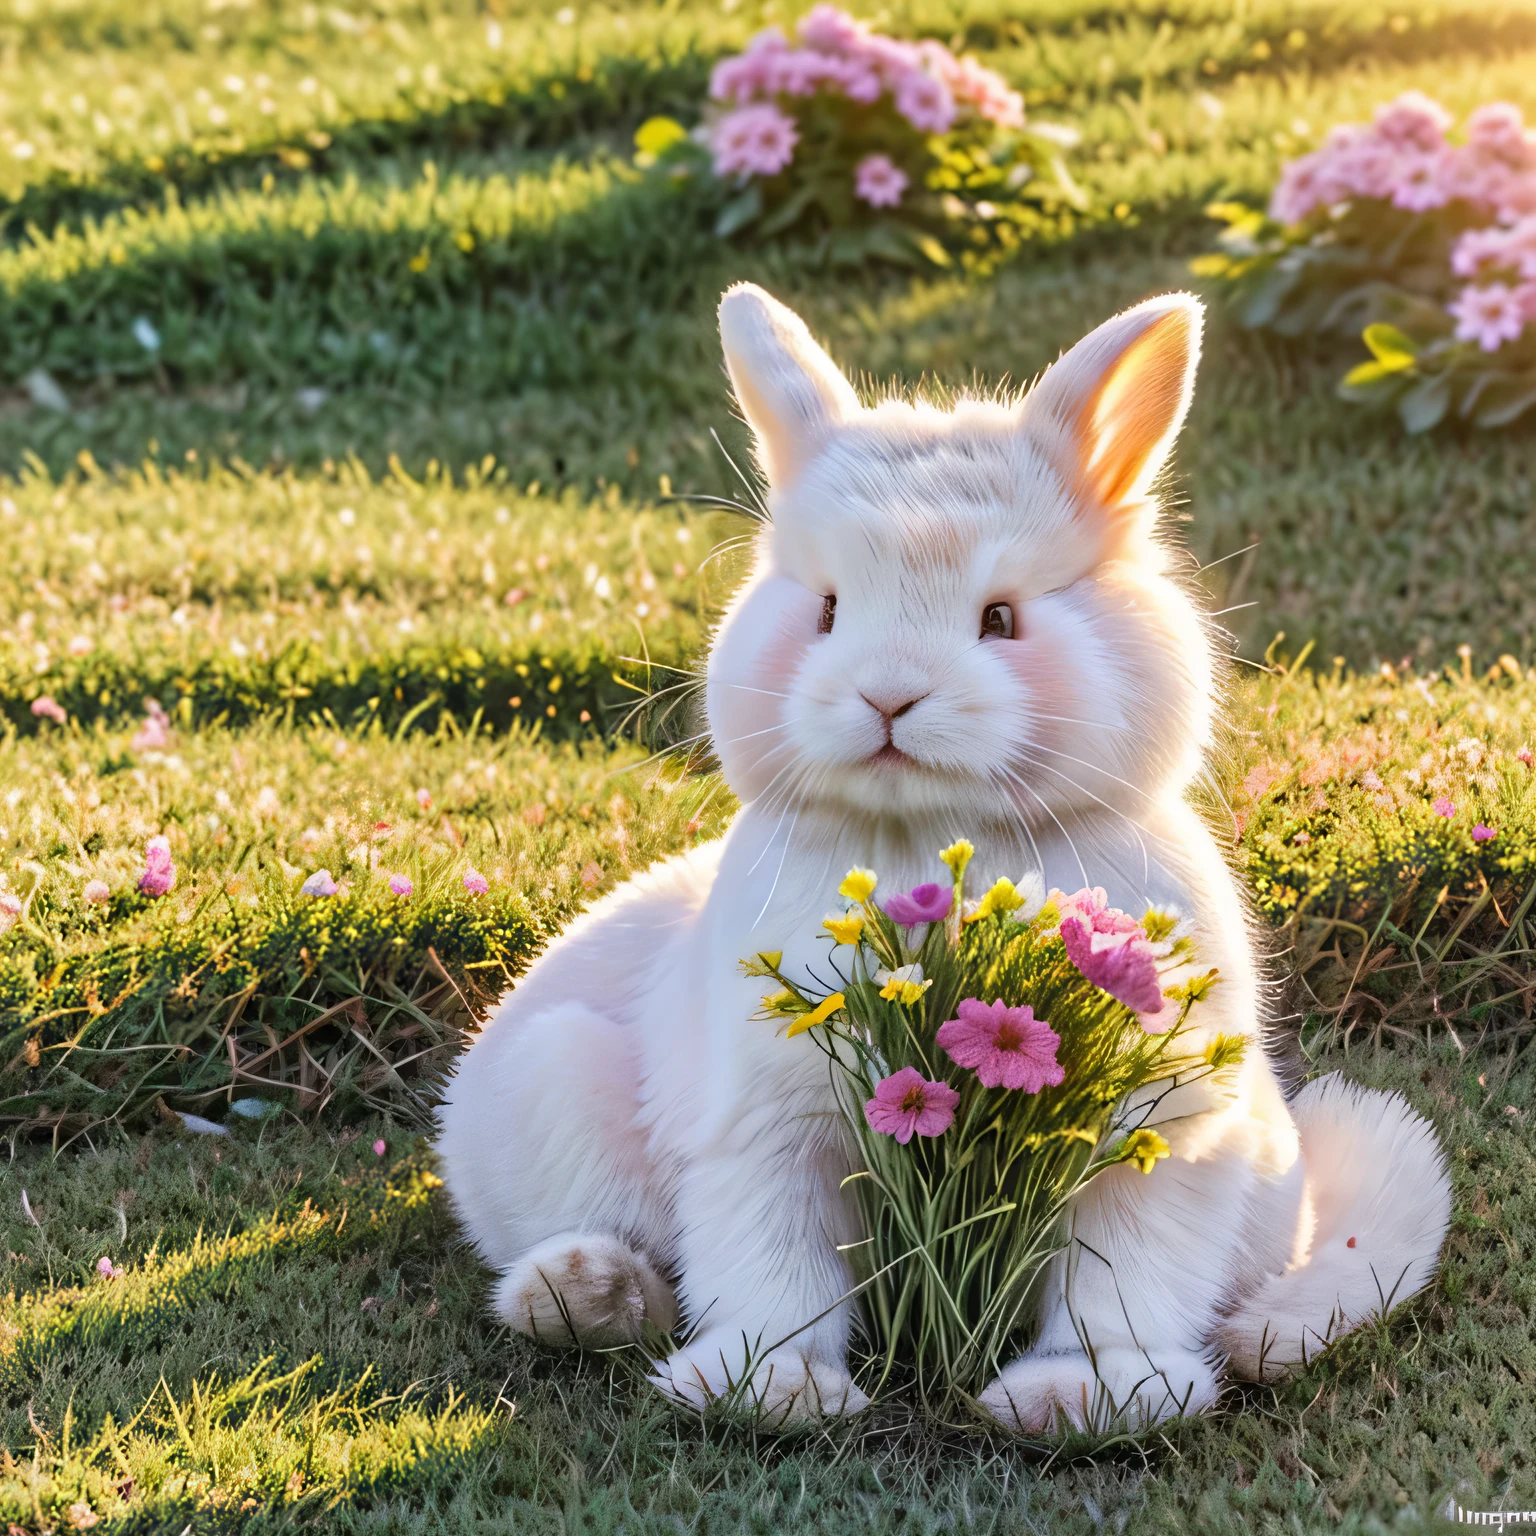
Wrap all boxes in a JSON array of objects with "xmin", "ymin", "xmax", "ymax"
[{"xmin": 705, "ymin": 282, "xmax": 1214, "ymax": 835}]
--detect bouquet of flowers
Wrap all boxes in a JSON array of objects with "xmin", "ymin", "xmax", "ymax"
[
  {"xmin": 1195, "ymin": 91, "xmax": 1536, "ymax": 432},
  {"xmin": 635, "ymin": 5, "xmax": 1084, "ymax": 266},
  {"xmin": 746, "ymin": 840, "xmax": 1243, "ymax": 1410}
]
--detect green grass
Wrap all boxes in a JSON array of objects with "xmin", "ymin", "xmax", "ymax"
[
  {"xmin": 0, "ymin": 1043, "xmax": 1529, "ymax": 1531},
  {"xmin": 2, "ymin": 660, "xmax": 1533, "ymax": 1135},
  {"xmin": 0, "ymin": 722, "xmax": 731, "ymax": 1131},
  {"xmin": 3, "ymin": 0, "xmax": 1535, "ymax": 1523},
  {"xmin": 0, "ymin": 464, "xmax": 730, "ymax": 736},
  {"xmin": 4, "ymin": 0, "xmax": 1533, "ymax": 233}
]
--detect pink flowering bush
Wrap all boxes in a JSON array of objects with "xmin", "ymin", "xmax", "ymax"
[
  {"xmin": 1198, "ymin": 92, "xmax": 1536, "ymax": 432},
  {"xmin": 637, "ymin": 5, "xmax": 1083, "ymax": 263},
  {"xmin": 745, "ymin": 839, "xmax": 1237, "ymax": 1405}
]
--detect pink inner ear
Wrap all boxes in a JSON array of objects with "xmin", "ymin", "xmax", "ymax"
[{"xmin": 1081, "ymin": 313, "xmax": 1196, "ymax": 510}]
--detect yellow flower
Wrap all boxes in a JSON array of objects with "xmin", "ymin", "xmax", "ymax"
[
  {"xmin": 757, "ymin": 950, "xmax": 783, "ymax": 971},
  {"xmin": 1124, "ymin": 1129, "xmax": 1171, "ymax": 1174},
  {"xmin": 838, "ymin": 867, "xmax": 878, "ymax": 903},
  {"xmin": 964, "ymin": 877, "xmax": 1025, "ymax": 924},
  {"xmin": 409, "ymin": 248, "xmax": 431, "ymax": 273},
  {"xmin": 762, "ymin": 989, "xmax": 798, "ymax": 1013},
  {"xmin": 822, "ymin": 912, "xmax": 864, "ymax": 946},
  {"xmin": 939, "ymin": 839, "xmax": 974, "ymax": 881},
  {"xmin": 785, "ymin": 991, "xmax": 846, "ymax": 1038},
  {"xmin": 875, "ymin": 964, "xmax": 931, "ymax": 1005}
]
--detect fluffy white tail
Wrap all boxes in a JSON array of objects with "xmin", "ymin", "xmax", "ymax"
[{"xmin": 1220, "ymin": 1073, "xmax": 1451, "ymax": 1381}]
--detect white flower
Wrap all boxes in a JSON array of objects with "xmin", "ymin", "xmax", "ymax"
[
  {"xmin": 874, "ymin": 963, "xmax": 932, "ymax": 1004},
  {"xmin": 132, "ymin": 316, "xmax": 161, "ymax": 352}
]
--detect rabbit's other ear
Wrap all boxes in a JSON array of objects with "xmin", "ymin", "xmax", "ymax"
[
  {"xmin": 719, "ymin": 282, "xmax": 859, "ymax": 488},
  {"xmin": 1020, "ymin": 293, "xmax": 1203, "ymax": 520}
]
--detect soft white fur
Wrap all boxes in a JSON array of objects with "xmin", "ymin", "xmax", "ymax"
[{"xmin": 436, "ymin": 282, "xmax": 1452, "ymax": 1432}]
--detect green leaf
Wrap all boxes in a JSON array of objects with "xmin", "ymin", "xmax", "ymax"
[
  {"xmin": 1471, "ymin": 376, "xmax": 1536, "ymax": 428},
  {"xmin": 1239, "ymin": 266, "xmax": 1302, "ymax": 330},
  {"xmin": 633, "ymin": 116, "xmax": 687, "ymax": 158},
  {"xmin": 1397, "ymin": 374, "xmax": 1452, "ymax": 433},
  {"xmin": 851, "ymin": 224, "xmax": 922, "ymax": 267},
  {"xmin": 757, "ymin": 179, "xmax": 822, "ymax": 236},
  {"xmin": 1362, "ymin": 322, "xmax": 1420, "ymax": 369},
  {"xmin": 713, "ymin": 183, "xmax": 763, "ymax": 239},
  {"xmin": 1336, "ymin": 365, "xmax": 1408, "ymax": 406}
]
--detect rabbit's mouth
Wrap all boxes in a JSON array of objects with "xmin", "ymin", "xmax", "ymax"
[{"xmin": 868, "ymin": 744, "xmax": 909, "ymax": 767}]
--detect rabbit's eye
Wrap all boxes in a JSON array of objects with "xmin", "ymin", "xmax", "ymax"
[
  {"xmin": 981, "ymin": 602, "xmax": 1014, "ymax": 640},
  {"xmin": 818, "ymin": 595, "xmax": 837, "ymax": 634}
]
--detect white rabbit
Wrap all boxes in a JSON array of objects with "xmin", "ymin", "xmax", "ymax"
[{"xmin": 436, "ymin": 282, "xmax": 1451, "ymax": 1431}]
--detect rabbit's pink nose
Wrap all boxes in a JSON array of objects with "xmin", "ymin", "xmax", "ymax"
[{"xmin": 860, "ymin": 691, "xmax": 928, "ymax": 722}]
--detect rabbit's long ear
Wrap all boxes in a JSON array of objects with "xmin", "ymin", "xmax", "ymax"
[
  {"xmin": 1019, "ymin": 293, "xmax": 1203, "ymax": 521},
  {"xmin": 719, "ymin": 282, "xmax": 859, "ymax": 488}
]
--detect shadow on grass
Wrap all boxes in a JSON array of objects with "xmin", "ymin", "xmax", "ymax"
[{"xmin": 7, "ymin": 0, "xmax": 1536, "ymax": 238}]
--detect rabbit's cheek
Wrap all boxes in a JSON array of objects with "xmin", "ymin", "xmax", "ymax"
[
  {"xmin": 710, "ymin": 580, "xmax": 821, "ymax": 795},
  {"xmin": 992, "ymin": 631, "xmax": 1075, "ymax": 729}
]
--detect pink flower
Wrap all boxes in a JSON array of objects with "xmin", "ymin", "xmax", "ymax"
[
  {"xmin": 95, "ymin": 1256, "xmax": 124, "ymax": 1280},
  {"xmin": 1389, "ymin": 148, "xmax": 1451, "ymax": 212},
  {"xmin": 797, "ymin": 4, "xmax": 866, "ymax": 53},
  {"xmin": 1519, "ymin": 748, "xmax": 1534, "ymax": 766},
  {"xmin": 139, "ymin": 836, "xmax": 175, "ymax": 897},
  {"xmin": 1056, "ymin": 886, "xmax": 1140, "ymax": 938},
  {"xmin": 768, "ymin": 47, "xmax": 839, "ymax": 97},
  {"xmin": 861, "ymin": 33, "xmax": 921, "ymax": 83},
  {"xmin": 463, "ymin": 867, "xmax": 489, "ymax": 895},
  {"xmin": 1505, "ymin": 216, "xmax": 1536, "ymax": 280},
  {"xmin": 301, "ymin": 869, "xmax": 338, "ymax": 897},
  {"xmin": 949, "ymin": 54, "xmax": 1025, "ymax": 127},
  {"xmin": 373, "ymin": 1138, "xmax": 387, "ymax": 1156},
  {"xmin": 883, "ymin": 879, "xmax": 950, "ymax": 925},
  {"xmin": 389, "ymin": 873, "xmax": 414, "ymax": 897},
  {"xmin": 82, "ymin": 879, "xmax": 110, "ymax": 905},
  {"xmin": 863, "ymin": 1066, "xmax": 959, "ymax": 1143},
  {"xmin": 710, "ymin": 54, "xmax": 769, "ymax": 104},
  {"xmin": 1473, "ymin": 823, "xmax": 1497, "ymax": 842},
  {"xmin": 894, "ymin": 69, "xmax": 956, "ymax": 133},
  {"xmin": 915, "ymin": 38, "xmax": 964, "ymax": 89},
  {"xmin": 1061, "ymin": 918, "xmax": 1166, "ymax": 1019},
  {"xmin": 415, "ymin": 787, "xmax": 432, "ymax": 810},
  {"xmin": 709, "ymin": 27, "xmax": 790, "ymax": 102},
  {"xmin": 30, "ymin": 695, "xmax": 66, "ymax": 725},
  {"xmin": 1448, "ymin": 282, "xmax": 1528, "ymax": 352},
  {"xmin": 854, "ymin": 152, "xmax": 909, "ymax": 208},
  {"xmin": 1451, "ymin": 226, "xmax": 1515, "ymax": 279},
  {"xmin": 1268, "ymin": 153, "xmax": 1332, "ymax": 223},
  {"xmin": 1056, "ymin": 890, "xmax": 1165, "ymax": 1019},
  {"xmin": 1372, "ymin": 90, "xmax": 1452, "ymax": 151},
  {"xmin": 832, "ymin": 60, "xmax": 884, "ymax": 102},
  {"xmin": 0, "ymin": 892, "xmax": 20, "ymax": 919},
  {"xmin": 937, "ymin": 998, "xmax": 1064, "ymax": 1092},
  {"xmin": 1467, "ymin": 103, "xmax": 1530, "ymax": 159},
  {"xmin": 1432, "ymin": 796, "xmax": 1455, "ymax": 817},
  {"xmin": 131, "ymin": 699, "xmax": 171, "ymax": 752},
  {"xmin": 711, "ymin": 103, "xmax": 799, "ymax": 178}
]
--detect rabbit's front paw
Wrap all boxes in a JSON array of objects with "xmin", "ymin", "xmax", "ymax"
[
  {"xmin": 494, "ymin": 1232, "xmax": 677, "ymax": 1348},
  {"xmin": 651, "ymin": 1327, "xmax": 869, "ymax": 1428},
  {"xmin": 978, "ymin": 1346, "xmax": 1219, "ymax": 1434}
]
